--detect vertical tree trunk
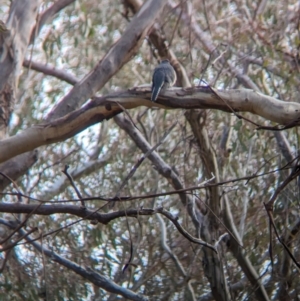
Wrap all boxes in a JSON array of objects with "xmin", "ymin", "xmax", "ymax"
[
  {"xmin": 185, "ymin": 110, "xmax": 231, "ymax": 301},
  {"xmin": 0, "ymin": 1, "xmax": 41, "ymax": 189},
  {"xmin": 0, "ymin": 0, "xmax": 41, "ymax": 139}
]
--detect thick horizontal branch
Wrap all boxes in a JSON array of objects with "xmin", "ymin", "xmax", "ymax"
[
  {"xmin": 0, "ymin": 204, "xmax": 216, "ymax": 251},
  {"xmin": 1, "ymin": 87, "xmax": 300, "ymax": 163},
  {"xmin": 47, "ymin": 0, "xmax": 168, "ymax": 120},
  {"xmin": 0, "ymin": 0, "xmax": 168, "ymax": 188},
  {"xmin": 0, "ymin": 202, "xmax": 156, "ymax": 224}
]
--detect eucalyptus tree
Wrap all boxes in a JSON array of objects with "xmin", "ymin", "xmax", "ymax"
[{"xmin": 0, "ymin": 0, "xmax": 299, "ymax": 300}]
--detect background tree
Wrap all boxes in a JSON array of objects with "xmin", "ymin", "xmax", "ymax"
[{"xmin": 0, "ymin": 0, "xmax": 300, "ymax": 300}]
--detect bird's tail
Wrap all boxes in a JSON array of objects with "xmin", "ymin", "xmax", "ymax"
[
  {"xmin": 151, "ymin": 85, "xmax": 162, "ymax": 101},
  {"xmin": 151, "ymin": 69, "xmax": 165, "ymax": 101}
]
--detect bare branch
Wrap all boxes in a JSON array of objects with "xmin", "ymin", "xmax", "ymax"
[
  {"xmin": 1, "ymin": 87, "xmax": 300, "ymax": 164},
  {"xmin": 0, "ymin": 151, "xmax": 38, "ymax": 191},
  {"xmin": 0, "ymin": 219, "xmax": 148, "ymax": 301},
  {"xmin": 0, "ymin": 201, "xmax": 43, "ymax": 245},
  {"xmin": 168, "ymin": 0, "xmax": 259, "ymax": 91},
  {"xmin": 157, "ymin": 214, "xmax": 196, "ymax": 301},
  {"xmin": 0, "ymin": 227, "xmax": 37, "ymax": 252},
  {"xmin": 114, "ymin": 114, "xmax": 203, "ymax": 230},
  {"xmin": 0, "ymin": 162, "xmax": 295, "ymax": 207},
  {"xmin": 23, "ymin": 60, "xmax": 79, "ymax": 85},
  {"xmin": 30, "ymin": 0, "xmax": 76, "ymax": 44},
  {"xmin": 0, "ymin": 0, "xmax": 41, "ymax": 138},
  {"xmin": 114, "ymin": 121, "xmax": 177, "ymax": 198},
  {"xmin": 38, "ymin": 155, "xmax": 109, "ymax": 201},
  {"xmin": 157, "ymin": 207, "xmax": 217, "ymax": 251},
  {"xmin": 47, "ymin": 0, "xmax": 170, "ymax": 121},
  {"xmin": 0, "ymin": 203, "xmax": 156, "ymax": 224},
  {"xmin": 123, "ymin": 0, "xmax": 191, "ymax": 88},
  {"xmin": 62, "ymin": 165, "xmax": 85, "ymax": 208}
]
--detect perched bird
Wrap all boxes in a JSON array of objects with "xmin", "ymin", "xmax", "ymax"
[{"xmin": 151, "ymin": 59, "xmax": 176, "ymax": 101}]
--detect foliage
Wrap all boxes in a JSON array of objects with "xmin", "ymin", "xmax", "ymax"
[{"xmin": 0, "ymin": 0, "xmax": 300, "ymax": 300}]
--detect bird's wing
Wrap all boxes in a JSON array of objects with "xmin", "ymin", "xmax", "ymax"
[{"xmin": 151, "ymin": 70, "xmax": 165, "ymax": 101}]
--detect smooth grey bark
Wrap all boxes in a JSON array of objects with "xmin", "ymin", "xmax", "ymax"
[
  {"xmin": 0, "ymin": 0, "xmax": 169, "ymax": 192},
  {"xmin": 0, "ymin": 0, "xmax": 41, "ymax": 192},
  {"xmin": 114, "ymin": 114, "xmax": 204, "ymax": 232},
  {"xmin": 47, "ymin": 0, "xmax": 169, "ymax": 121},
  {"xmin": 167, "ymin": 6, "xmax": 294, "ymax": 300},
  {"xmin": 23, "ymin": 59, "xmax": 79, "ymax": 85},
  {"xmin": 0, "ymin": 204, "xmax": 156, "ymax": 224},
  {"xmin": 0, "ymin": 151, "xmax": 38, "ymax": 191},
  {"xmin": 2, "ymin": 87, "xmax": 300, "ymax": 164},
  {"xmin": 123, "ymin": 0, "xmax": 191, "ymax": 88},
  {"xmin": 0, "ymin": 0, "xmax": 74, "ymax": 192},
  {"xmin": 185, "ymin": 110, "xmax": 231, "ymax": 301},
  {"xmin": 0, "ymin": 0, "xmax": 41, "ymax": 139},
  {"xmin": 223, "ymin": 195, "xmax": 270, "ymax": 301}
]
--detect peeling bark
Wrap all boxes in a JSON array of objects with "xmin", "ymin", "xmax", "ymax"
[
  {"xmin": 0, "ymin": 0, "xmax": 168, "ymax": 191},
  {"xmin": 47, "ymin": 0, "xmax": 169, "ymax": 121},
  {"xmin": 0, "ymin": 151, "xmax": 38, "ymax": 191},
  {"xmin": 0, "ymin": 0, "xmax": 41, "ymax": 138},
  {"xmin": 1, "ymin": 87, "xmax": 299, "ymax": 164}
]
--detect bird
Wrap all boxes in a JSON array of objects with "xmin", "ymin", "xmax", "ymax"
[{"xmin": 151, "ymin": 59, "xmax": 176, "ymax": 101}]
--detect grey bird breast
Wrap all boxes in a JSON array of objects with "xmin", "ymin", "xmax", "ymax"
[{"xmin": 151, "ymin": 60, "xmax": 177, "ymax": 102}]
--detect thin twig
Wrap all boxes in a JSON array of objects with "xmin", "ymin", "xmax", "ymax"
[
  {"xmin": 264, "ymin": 204, "xmax": 300, "ymax": 269},
  {"xmin": 114, "ymin": 122, "xmax": 177, "ymax": 198},
  {"xmin": 0, "ymin": 162, "xmax": 295, "ymax": 205},
  {"xmin": 0, "ymin": 227, "xmax": 38, "ymax": 252},
  {"xmin": 62, "ymin": 165, "xmax": 85, "ymax": 208},
  {"xmin": 0, "ymin": 172, "xmax": 22, "ymax": 203},
  {"xmin": 264, "ymin": 163, "xmax": 300, "ymax": 269},
  {"xmin": 0, "ymin": 249, "xmax": 12, "ymax": 273},
  {"xmin": 156, "ymin": 207, "xmax": 218, "ymax": 253},
  {"xmin": 0, "ymin": 202, "xmax": 44, "ymax": 245}
]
